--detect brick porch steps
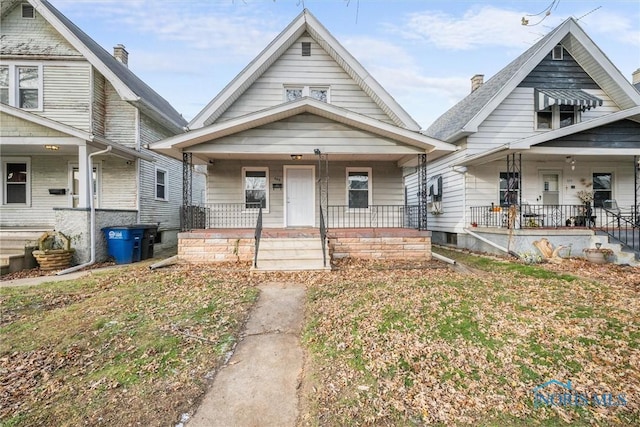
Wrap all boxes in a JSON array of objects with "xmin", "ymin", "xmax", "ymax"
[{"xmin": 254, "ymin": 237, "xmax": 329, "ymax": 271}]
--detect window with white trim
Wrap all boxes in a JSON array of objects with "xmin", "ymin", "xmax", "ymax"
[
  {"xmin": 155, "ymin": 167, "xmax": 168, "ymax": 201},
  {"xmin": 499, "ymin": 172, "xmax": 519, "ymax": 206},
  {"xmin": 243, "ymin": 167, "xmax": 268, "ymax": 210},
  {"xmin": 284, "ymin": 86, "xmax": 330, "ymax": 103},
  {"xmin": 346, "ymin": 167, "xmax": 372, "ymax": 209},
  {"xmin": 536, "ymin": 105, "xmax": 580, "ymax": 130},
  {"xmin": 3, "ymin": 158, "xmax": 30, "ymax": 205},
  {"xmin": 0, "ymin": 64, "xmax": 43, "ymax": 110},
  {"xmin": 592, "ymin": 172, "xmax": 612, "ymax": 208}
]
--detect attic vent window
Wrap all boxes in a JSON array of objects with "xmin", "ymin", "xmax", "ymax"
[
  {"xmin": 301, "ymin": 42, "xmax": 311, "ymax": 56},
  {"xmin": 552, "ymin": 45, "xmax": 564, "ymax": 60},
  {"xmin": 21, "ymin": 4, "xmax": 35, "ymax": 19}
]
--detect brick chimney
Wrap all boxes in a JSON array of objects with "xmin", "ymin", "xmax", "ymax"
[
  {"xmin": 633, "ymin": 68, "xmax": 640, "ymax": 85},
  {"xmin": 471, "ymin": 74, "xmax": 484, "ymax": 92},
  {"xmin": 113, "ymin": 44, "xmax": 128, "ymax": 67}
]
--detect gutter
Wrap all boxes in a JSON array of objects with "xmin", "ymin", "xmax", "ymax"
[
  {"xmin": 57, "ymin": 146, "xmax": 113, "ymax": 275},
  {"xmin": 463, "ymin": 228, "xmax": 520, "ymax": 259}
]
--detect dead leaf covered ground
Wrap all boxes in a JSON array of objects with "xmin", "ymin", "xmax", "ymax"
[
  {"xmin": 0, "ymin": 263, "xmax": 261, "ymax": 426},
  {"xmin": 301, "ymin": 255, "xmax": 640, "ymax": 426},
  {"xmin": 1, "ymin": 253, "xmax": 639, "ymax": 426}
]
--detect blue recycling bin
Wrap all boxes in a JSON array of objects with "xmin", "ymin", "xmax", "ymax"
[{"xmin": 102, "ymin": 226, "xmax": 144, "ymax": 264}]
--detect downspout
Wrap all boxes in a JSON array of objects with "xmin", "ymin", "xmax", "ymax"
[
  {"xmin": 57, "ymin": 146, "xmax": 113, "ymax": 275},
  {"xmin": 463, "ymin": 227, "xmax": 520, "ymax": 259}
]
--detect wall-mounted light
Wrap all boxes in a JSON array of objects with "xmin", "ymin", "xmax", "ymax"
[
  {"xmin": 291, "ymin": 154, "xmax": 303, "ymax": 160},
  {"xmin": 44, "ymin": 145, "xmax": 59, "ymax": 151},
  {"xmin": 566, "ymin": 156, "xmax": 575, "ymax": 170}
]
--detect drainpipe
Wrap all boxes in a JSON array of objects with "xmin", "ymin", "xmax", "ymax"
[
  {"xmin": 463, "ymin": 227, "xmax": 520, "ymax": 259},
  {"xmin": 57, "ymin": 146, "xmax": 113, "ymax": 275}
]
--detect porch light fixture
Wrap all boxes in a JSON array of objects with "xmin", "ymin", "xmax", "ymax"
[
  {"xmin": 290, "ymin": 154, "xmax": 303, "ymax": 160},
  {"xmin": 44, "ymin": 145, "xmax": 59, "ymax": 151},
  {"xmin": 566, "ymin": 156, "xmax": 575, "ymax": 170}
]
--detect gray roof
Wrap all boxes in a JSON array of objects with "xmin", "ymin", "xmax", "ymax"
[
  {"xmin": 424, "ymin": 22, "xmax": 562, "ymax": 142},
  {"xmin": 40, "ymin": 0, "xmax": 187, "ymax": 130}
]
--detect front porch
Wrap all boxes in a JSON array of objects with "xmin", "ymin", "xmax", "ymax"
[{"xmin": 177, "ymin": 226, "xmax": 432, "ymax": 271}]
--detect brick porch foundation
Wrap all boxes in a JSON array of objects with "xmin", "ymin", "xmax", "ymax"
[{"xmin": 178, "ymin": 228, "xmax": 432, "ymax": 264}]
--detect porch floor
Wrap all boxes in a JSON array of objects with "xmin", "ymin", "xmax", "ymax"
[{"xmin": 185, "ymin": 227, "xmax": 430, "ymax": 238}]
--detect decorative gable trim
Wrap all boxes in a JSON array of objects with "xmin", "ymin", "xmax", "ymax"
[{"xmin": 188, "ymin": 9, "xmax": 420, "ymax": 131}]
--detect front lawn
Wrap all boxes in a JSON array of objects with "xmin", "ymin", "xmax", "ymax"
[
  {"xmin": 302, "ymin": 257, "xmax": 640, "ymax": 426},
  {"xmin": 0, "ymin": 264, "xmax": 259, "ymax": 426}
]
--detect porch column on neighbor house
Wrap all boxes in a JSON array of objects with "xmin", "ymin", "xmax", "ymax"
[
  {"xmin": 418, "ymin": 153, "xmax": 428, "ymax": 230},
  {"xmin": 76, "ymin": 142, "xmax": 91, "ymax": 209},
  {"xmin": 635, "ymin": 155, "xmax": 639, "ymax": 222},
  {"xmin": 182, "ymin": 152, "xmax": 193, "ymax": 231}
]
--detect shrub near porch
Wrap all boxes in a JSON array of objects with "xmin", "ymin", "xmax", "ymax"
[{"xmin": 302, "ymin": 257, "xmax": 639, "ymax": 426}]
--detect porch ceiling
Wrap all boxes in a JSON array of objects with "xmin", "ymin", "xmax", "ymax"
[{"xmin": 203, "ymin": 152, "xmax": 413, "ymax": 162}]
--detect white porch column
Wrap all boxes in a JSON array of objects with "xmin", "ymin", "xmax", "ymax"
[{"xmin": 76, "ymin": 142, "xmax": 90, "ymax": 208}]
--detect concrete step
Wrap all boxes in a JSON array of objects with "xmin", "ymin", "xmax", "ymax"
[
  {"xmin": 254, "ymin": 237, "xmax": 329, "ymax": 271},
  {"xmin": 0, "ymin": 230, "xmax": 49, "ymax": 251}
]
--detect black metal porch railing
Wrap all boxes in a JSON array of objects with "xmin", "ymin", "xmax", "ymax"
[
  {"xmin": 319, "ymin": 207, "xmax": 327, "ymax": 267},
  {"xmin": 600, "ymin": 207, "xmax": 640, "ymax": 253},
  {"xmin": 180, "ymin": 203, "xmax": 262, "ymax": 230},
  {"xmin": 327, "ymin": 205, "xmax": 420, "ymax": 228},
  {"xmin": 254, "ymin": 206, "xmax": 263, "ymax": 268},
  {"xmin": 469, "ymin": 204, "xmax": 599, "ymax": 229}
]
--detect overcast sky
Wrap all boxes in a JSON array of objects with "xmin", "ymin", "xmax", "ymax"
[{"xmin": 52, "ymin": 0, "xmax": 640, "ymax": 128}]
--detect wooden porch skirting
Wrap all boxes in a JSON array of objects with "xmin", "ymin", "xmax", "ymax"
[{"xmin": 177, "ymin": 228, "xmax": 432, "ymax": 264}]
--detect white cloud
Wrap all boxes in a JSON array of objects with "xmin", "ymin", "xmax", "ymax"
[
  {"xmin": 577, "ymin": 9, "xmax": 640, "ymax": 46},
  {"xmin": 395, "ymin": 5, "xmax": 552, "ymax": 50}
]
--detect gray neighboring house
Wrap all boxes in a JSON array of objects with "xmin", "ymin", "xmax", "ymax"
[
  {"xmin": 0, "ymin": 0, "xmax": 205, "ymax": 273},
  {"xmin": 406, "ymin": 17, "xmax": 640, "ymax": 264}
]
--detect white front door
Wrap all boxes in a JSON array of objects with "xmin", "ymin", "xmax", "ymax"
[
  {"xmin": 68, "ymin": 163, "xmax": 100, "ymax": 208},
  {"xmin": 285, "ymin": 166, "xmax": 315, "ymax": 227},
  {"xmin": 541, "ymin": 172, "xmax": 560, "ymax": 205}
]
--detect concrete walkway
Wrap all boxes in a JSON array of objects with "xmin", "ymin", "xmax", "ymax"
[{"xmin": 187, "ymin": 282, "xmax": 305, "ymax": 427}]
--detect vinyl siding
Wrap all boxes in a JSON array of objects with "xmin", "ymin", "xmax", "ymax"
[
  {"xmin": 0, "ymin": 3, "xmax": 81, "ymax": 57},
  {"xmin": 192, "ymin": 114, "xmax": 423, "ymax": 156},
  {"xmin": 207, "ymin": 160, "xmax": 403, "ymax": 228},
  {"xmin": 92, "ymin": 69, "xmax": 106, "ymax": 136},
  {"xmin": 214, "ymin": 33, "xmax": 394, "ymax": 125},
  {"xmin": 0, "ymin": 112, "xmax": 67, "ymax": 137},
  {"xmin": 467, "ymin": 87, "xmax": 619, "ymax": 154},
  {"xmin": 41, "ymin": 63, "xmax": 92, "ymax": 131},
  {"xmin": 138, "ymin": 113, "xmax": 184, "ymax": 230},
  {"xmin": 104, "ymin": 82, "xmax": 137, "ymax": 148},
  {"xmin": 0, "ymin": 155, "xmax": 71, "ymax": 228},
  {"xmin": 100, "ymin": 157, "xmax": 137, "ymax": 209},
  {"xmin": 405, "ymin": 149, "xmax": 468, "ymax": 233}
]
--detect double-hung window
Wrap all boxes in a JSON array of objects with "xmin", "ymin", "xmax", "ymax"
[
  {"xmin": 592, "ymin": 172, "xmax": 612, "ymax": 208},
  {"xmin": 536, "ymin": 105, "xmax": 579, "ymax": 130},
  {"xmin": 0, "ymin": 64, "xmax": 42, "ymax": 110},
  {"xmin": 3, "ymin": 158, "xmax": 30, "ymax": 205},
  {"xmin": 284, "ymin": 86, "xmax": 330, "ymax": 103},
  {"xmin": 346, "ymin": 167, "xmax": 372, "ymax": 209},
  {"xmin": 243, "ymin": 167, "xmax": 268, "ymax": 210},
  {"xmin": 155, "ymin": 168, "xmax": 168, "ymax": 201}
]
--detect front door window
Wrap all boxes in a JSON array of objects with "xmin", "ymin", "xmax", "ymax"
[{"xmin": 70, "ymin": 165, "xmax": 98, "ymax": 208}]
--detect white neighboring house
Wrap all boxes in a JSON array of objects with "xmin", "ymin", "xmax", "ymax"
[
  {"xmin": 151, "ymin": 9, "xmax": 456, "ymax": 270},
  {"xmin": 0, "ymin": 0, "xmax": 205, "ymax": 272},
  {"xmin": 406, "ymin": 17, "xmax": 640, "ymax": 264}
]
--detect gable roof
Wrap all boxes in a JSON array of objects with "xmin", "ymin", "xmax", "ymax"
[
  {"xmin": 5, "ymin": 0, "xmax": 187, "ymax": 133},
  {"xmin": 153, "ymin": 97, "xmax": 456, "ymax": 163},
  {"xmin": 188, "ymin": 9, "xmax": 420, "ymax": 131},
  {"xmin": 426, "ymin": 17, "xmax": 640, "ymax": 143},
  {"xmin": 0, "ymin": 103, "xmax": 155, "ymax": 161}
]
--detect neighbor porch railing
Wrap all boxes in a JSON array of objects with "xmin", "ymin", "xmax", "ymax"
[
  {"xmin": 180, "ymin": 203, "xmax": 262, "ymax": 230},
  {"xmin": 254, "ymin": 206, "xmax": 263, "ymax": 268},
  {"xmin": 600, "ymin": 206, "xmax": 640, "ymax": 253},
  {"xmin": 327, "ymin": 205, "xmax": 420, "ymax": 228},
  {"xmin": 469, "ymin": 204, "xmax": 600, "ymax": 229}
]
